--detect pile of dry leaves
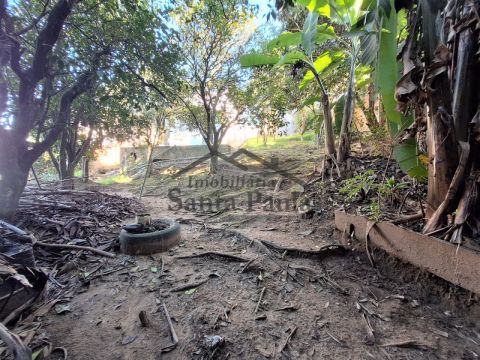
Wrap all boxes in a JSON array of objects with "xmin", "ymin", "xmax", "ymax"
[{"xmin": 0, "ymin": 187, "xmax": 143, "ymax": 359}]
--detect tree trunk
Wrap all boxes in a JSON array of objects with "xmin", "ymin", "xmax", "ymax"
[
  {"xmin": 417, "ymin": 0, "xmax": 480, "ymax": 237},
  {"xmin": 81, "ymin": 156, "xmax": 89, "ymax": 182},
  {"xmin": 321, "ymin": 93, "xmax": 336, "ymax": 158},
  {"xmin": 0, "ymin": 134, "xmax": 30, "ymax": 220},
  {"xmin": 210, "ymin": 151, "xmax": 219, "ymax": 174},
  {"xmin": 305, "ymin": 62, "xmax": 335, "ymax": 162},
  {"xmin": 336, "ymin": 57, "xmax": 356, "ymax": 164}
]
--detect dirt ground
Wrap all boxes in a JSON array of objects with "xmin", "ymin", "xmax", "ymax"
[
  {"xmin": 28, "ymin": 145, "xmax": 478, "ymax": 360},
  {"xmin": 40, "ymin": 191, "xmax": 480, "ymax": 360}
]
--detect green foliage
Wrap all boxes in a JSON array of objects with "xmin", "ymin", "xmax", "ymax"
[
  {"xmin": 363, "ymin": 124, "xmax": 391, "ymax": 156},
  {"xmin": 299, "ymin": 51, "xmax": 346, "ymax": 89},
  {"xmin": 378, "ymin": 176, "xmax": 408, "ymax": 202},
  {"xmin": 376, "ymin": 0, "xmax": 402, "ymax": 131},
  {"xmin": 302, "ymin": 12, "xmax": 320, "ymax": 56},
  {"xmin": 368, "ymin": 201, "xmax": 381, "ymax": 221},
  {"xmin": 244, "ymin": 131, "xmax": 316, "ymax": 149},
  {"xmin": 339, "ymin": 170, "xmax": 376, "ymax": 201},
  {"xmin": 393, "ymin": 139, "xmax": 428, "ymax": 182},
  {"xmin": 240, "ymin": 54, "xmax": 280, "ymax": 67},
  {"xmin": 332, "ymin": 94, "xmax": 346, "ymax": 134},
  {"xmin": 277, "ymin": 51, "xmax": 307, "ymax": 65}
]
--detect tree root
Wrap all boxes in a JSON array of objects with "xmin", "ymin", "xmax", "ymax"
[
  {"xmin": 176, "ymin": 252, "xmax": 250, "ymax": 262},
  {"xmin": 258, "ymin": 239, "xmax": 346, "ymax": 259}
]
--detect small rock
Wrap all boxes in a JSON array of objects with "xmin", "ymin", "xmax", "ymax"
[
  {"xmin": 204, "ymin": 335, "xmax": 224, "ymax": 349},
  {"xmin": 121, "ymin": 335, "xmax": 137, "ymax": 345},
  {"xmin": 411, "ymin": 299, "xmax": 420, "ymax": 308},
  {"xmin": 54, "ymin": 303, "xmax": 72, "ymax": 315}
]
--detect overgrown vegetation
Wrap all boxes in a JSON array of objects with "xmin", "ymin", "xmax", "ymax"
[{"xmin": 0, "ymin": 0, "xmax": 479, "ymax": 245}]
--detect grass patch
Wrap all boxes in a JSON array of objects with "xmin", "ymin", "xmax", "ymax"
[
  {"xmin": 96, "ymin": 173, "xmax": 133, "ymax": 185},
  {"xmin": 243, "ymin": 131, "xmax": 315, "ymax": 150}
]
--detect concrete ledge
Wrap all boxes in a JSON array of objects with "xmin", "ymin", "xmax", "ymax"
[{"xmin": 334, "ymin": 211, "xmax": 480, "ymax": 294}]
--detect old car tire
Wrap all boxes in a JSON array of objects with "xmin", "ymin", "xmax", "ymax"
[{"xmin": 119, "ymin": 218, "xmax": 181, "ymax": 255}]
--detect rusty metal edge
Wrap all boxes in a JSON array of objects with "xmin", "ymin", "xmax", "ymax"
[{"xmin": 334, "ymin": 211, "xmax": 480, "ymax": 294}]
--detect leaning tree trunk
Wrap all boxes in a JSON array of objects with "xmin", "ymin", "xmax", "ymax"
[
  {"xmin": 0, "ymin": 133, "xmax": 30, "ymax": 220},
  {"xmin": 305, "ymin": 62, "xmax": 336, "ymax": 164}
]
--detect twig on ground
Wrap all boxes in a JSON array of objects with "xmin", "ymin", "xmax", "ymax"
[
  {"xmin": 274, "ymin": 305, "xmax": 298, "ymax": 312},
  {"xmin": 240, "ymin": 256, "xmax": 258, "ymax": 273},
  {"xmin": 254, "ymin": 287, "xmax": 266, "ymax": 314},
  {"xmin": 319, "ymin": 274, "xmax": 349, "ymax": 295},
  {"xmin": 176, "ymin": 252, "xmax": 250, "ymax": 262},
  {"xmin": 278, "ymin": 327, "xmax": 297, "ymax": 354},
  {"xmin": 35, "ymin": 241, "xmax": 115, "ymax": 258},
  {"xmin": 88, "ymin": 266, "xmax": 126, "ymax": 280},
  {"xmin": 379, "ymin": 339, "xmax": 435, "ymax": 350},
  {"xmin": 170, "ymin": 279, "xmax": 209, "ymax": 293},
  {"xmin": 161, "ymin": 303, "xmax": 179, "ymax": 353},
  {"xmin": 362, "ymin": 313, "xmax": 375, "ymax": 343},
  {"xmin": 0, "ymin": 219, "xmax": 37, "ymax": 243},
  {"xmin": 326, "ymin": 330, "xmax": 343, "ymax": 345}
]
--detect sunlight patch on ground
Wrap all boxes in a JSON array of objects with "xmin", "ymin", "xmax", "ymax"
[{"xmin": 96, "ymin": 173, "xmax": 132, "ymax": 185}]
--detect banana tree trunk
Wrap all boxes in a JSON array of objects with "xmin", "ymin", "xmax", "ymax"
[
  {"xmin": 418, "ymin": 0, "xmax": 480, "ymax": 238},
  {"xmin": 336, "ymin": 57, "xmax": 356, "ymax": 164}
]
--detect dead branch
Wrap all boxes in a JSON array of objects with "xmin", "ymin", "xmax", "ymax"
[
  {"xmin": 240, "ymin": 256, "xmax": 258, "ymax": 273},
  {"xmin": 254, "ymin": 287, "xmax": 266, "ymax": 314},
  {"xmin": 176, "ymin": 252, "xmax": 250, "ymax": 262},
  {"xmin": 278, "ymin": 326, "xmax": 297, "ymax": 354},
  {"xmin": 379, "ymin": 339, "xmax": 435, "ymax": 350},
  {"xmin": 392, "ymin": 212, "xmax": 424, "ymax": 225},
  {"xmin": 170, "ymin": 279, "xmax": 209, "ymax": 293},
  {"xmin": 35, "ymin": 241, "xmax": 115, "ymax": 258},
  {"xmin": 0, "ymin": 219, "xmax": 37, "ymax": 244},
  {"xmin": 0, "ymin": 322, "xmax": 31, "ymax": 360},
  {"xmin": 161, "ymin": 302, "xmax": 179, "ymax": 353}
]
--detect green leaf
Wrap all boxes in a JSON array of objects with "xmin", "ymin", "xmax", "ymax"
[
  {"xmin": 32, "ymin": 348, "xmax": 46, "ymax": 360},
  {"xmin": 393, "ymin": 139, "xmax": 427, "ymax": 181},
  {"xmin": 333, "ymin": 94, "xmax": 346, "ymax": 135},
  {"xmin": 150, "ymin": 266, "xmax": 158, "ymax": 273},
  {"xmin": 331, "ymin": 0, "xmax": 363, "ymax": 24},
  {"xmin": 302, "ymin": 12, "xmax": 319, "ymax": 57},
  {"xmin": 240, "ymin": 54, "xmax": 280, "ymax": 68},
  {"xmin": 355, "ymin": 65, "xmax": 373, "ymax": 89},
  {"xmin": 376, "ymin": 0, "xmax": 402, "ymax": 126},
  {"xmin": 314, "ymin": 24, "xmax": 337, "ymax": 43},
  {"xmin": 299, "ymin": 51, "xmax": 345, "ymax": 89},
  {"xmin": 267, "ymin": 32, "xmax": 302, "ymax": 50},
  {"xmin": 185, "ymin": 288, "xmax": 197, "ymax": 295},
  {"xmin": 277, "ymin": 51, "xmax": 306, "ymax": 65},
  {"xmin": 296, "ymin": 0, "xmax": 331, "ymax": 16},
  {"xmin": 267, "ymin": 25, "xmax": 335, "ymax": 51},
  {"xmin": 301, "ymin": 96, "xmax": 322, "ymax": 107}
]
